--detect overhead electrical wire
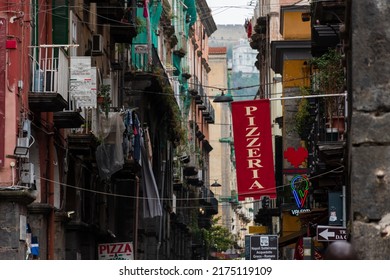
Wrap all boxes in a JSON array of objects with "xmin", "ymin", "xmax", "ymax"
[{"xmin": 34, "ymin": 165, "xmax": 344, "ymax": 207}]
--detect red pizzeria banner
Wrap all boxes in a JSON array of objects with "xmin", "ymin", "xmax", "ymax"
[{"xmin": 231, "ymin": 99, "xmax": 276, "ymax": 200}]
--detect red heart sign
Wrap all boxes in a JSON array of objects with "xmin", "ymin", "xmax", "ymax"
[{"xmin": 283, "ymin": 147, "xmax": 308, "ymax": 168}]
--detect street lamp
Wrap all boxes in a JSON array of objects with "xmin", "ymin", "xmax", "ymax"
[
  {"xmin": 213, "ymin": 91, "xmax": 233, "ymax": 103},
  {"xmin": 14, "ymin": 137, "xmax": 29, "ymax": 156},
  {"xmin": 211, "ymin": 180, "xmax": 221, "ymax": 187}
]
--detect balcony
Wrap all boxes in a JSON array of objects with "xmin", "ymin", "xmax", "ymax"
[
  {"xmin": 307, "ymin": 96, "xmax": 346, "ymax": 177},
  {"xmin": 199, "ymin": 187, "xmax": 218, "ymax": 215},
  {"xmin": 312, "ymin": 24, "xmax": 340, "ymax": 57},
  {"xmin": 124, "ymin": 45, "xmax": 168, "ymax": 93},
  {"xmin": 97, "ymin": 1, "xmax": 137, "ymax": 43},
  {"xmin": 67, "ymin": 133, "xmax": 99, "ymax": 156},
  {"xmin": 201, "ymin": 97, "xmax": 215, "ymax": 124},
  {"xmin": 191, "ymin": 76, "xmax": 215, "ymax": 123},
  {"xmin": 29, "ymin": 46, "xmax": 69, "ymax": 112},
  {"xmin": 310, "ymin": 0, "xmax": 345, "ymax": 57},
  {"xmin": 29, "ymin": 46, "xmax": 84, "ymax": 129}
]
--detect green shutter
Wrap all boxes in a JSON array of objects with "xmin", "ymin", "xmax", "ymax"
[{"xmin": 52, "ymin": 0, "xmax": 69, "ymax": 44}]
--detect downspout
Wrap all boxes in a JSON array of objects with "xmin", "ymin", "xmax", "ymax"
[
  {"xmin": 47, "ymin": 118, "xmax": 55, "ymax": 260},
  {"xmin": 134, "ymin": 176, "xmax": 140, "ymax": 260},
  {"xmin": 156, "ymin": 160, "xmax": 166, "ymax": 259},
  {"xmin": 46, "ymin": 0, "xmax": 55, "ymax": 260},
  {"xmin": 145, "ymin": 1, "xmax": 153, "ymax": 67}
]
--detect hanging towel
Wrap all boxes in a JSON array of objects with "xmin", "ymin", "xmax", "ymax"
[{"xmin": 140, "ymin": 136, "xmax": 162, "ymax": 218}]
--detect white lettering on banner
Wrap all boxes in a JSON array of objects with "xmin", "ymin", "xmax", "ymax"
[
  {"xmin": 245, "ymin": 105, "xmax": 264, "ymax": 183},
  {"xmin": 249, "ymin": 180, "xmax": 264, "ymax": 190},
  {"xmin": 251, "ymin": 169, "xmax": 260, "ymax": 179},
  {"xmin": 247, "ymin": 159, "xmax": 263, "ymax": 168},
  {"xmin": 245, "ymin": 106, "xmax": 257, "ymax": 116},
  {"xmin": 247, "ymin": 147, "xmax": 261, "ymax": 157},
  {"xmin": 246, "ymin": 137, "xmax": 261, "ymax": 147},
  {"xmin": 245, "ymin": 127, "xmax": 260, "ymax": 137}
]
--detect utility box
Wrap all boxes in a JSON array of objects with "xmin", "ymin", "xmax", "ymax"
[{"xmin": 21, "ymin": 163, "xmax": 34, "ymax": 184}]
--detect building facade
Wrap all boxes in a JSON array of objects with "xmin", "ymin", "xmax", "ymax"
[
  {"xmin": 0, "ymin": 0, "xmax": 218, "ymax": 260},
  {"xmin": 250, "ymin": 0, "xmax": 348, "ymax": 259}
]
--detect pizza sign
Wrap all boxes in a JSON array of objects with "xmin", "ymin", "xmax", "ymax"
[{"xmin": 98, "ymin": 242, "xmax": 134, "ymax": 260}]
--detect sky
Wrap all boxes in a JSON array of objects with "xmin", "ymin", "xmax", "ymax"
[{"xmin": 206, "ymin": 0, "xmax": 255, "ymax": 25}]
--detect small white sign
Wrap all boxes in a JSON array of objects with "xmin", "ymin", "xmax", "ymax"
[
  {"xmin": 134, "ymin": 44, "xmax": 149, "ymax": 54},
  {"xmin": 98, "ymin": 242, "xmax": 134, "ymax": 260}
]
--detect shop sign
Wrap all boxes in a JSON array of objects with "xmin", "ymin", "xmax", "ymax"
[
  {"xmin": 98, "ymin": 242, "xmax": 134, "ymax": 260},
  {"xmin": 231, "ymin": 100, "xmax": 276, "ymax": 200}
]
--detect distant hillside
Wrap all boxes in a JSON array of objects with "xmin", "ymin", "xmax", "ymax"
[{"xmin": 209, "ymin": 24, "xmax": 247, "ymax": 59}]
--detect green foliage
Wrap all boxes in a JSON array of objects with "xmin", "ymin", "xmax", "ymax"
[
  {"xmin": 158, "ymin": 76, "xmax": 184, "ymax": 146},
  {"xmin": 201, "ymin": 217, "xmax": 235, "ymax": 253},
  {"xmin": 310, "ymin": 49, "xmax": 344, "ymax": 118},
  {"xmin": 294, "ymin": 87, "xmax": 314, "ymax": 139},
  {"xmin": 310, "ymin": 49, "xmax": 344, "ymax": 94},
  {"xmin": 135, "ymin": 17, "xmax": 146, "ymax": 34},
  {"xmin": 98, "ymin": 84, "xmax": 111, "ymax": 118}
]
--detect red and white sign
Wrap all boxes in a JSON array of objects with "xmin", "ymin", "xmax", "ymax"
[
  {"xmin": 98, "ymin": 242, "xmax": 134, "ymax": 260},
  {"xmin": 231, "ymin": 99, "xmax": 276, "ymax": 200}
]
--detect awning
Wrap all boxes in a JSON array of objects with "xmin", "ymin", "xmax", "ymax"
[
  {"xmin": 184, "ymin": 0, "xmax": 197, "ymax": 27},
  {"xmin": 278, "ymin": 228, "xmax": 307, "ymax": 247}
]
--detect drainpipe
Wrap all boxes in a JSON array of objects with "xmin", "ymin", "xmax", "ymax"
[
  {"xmin": 342, "ymin": 185, "xmax": 346, "ymax": 228},
  {"xmin": 157, "ymin": 160, "xmax": 166, "ymax": 259},
  {"xmin": 47, "ymin": 113, "xmax": 55, "ymax": 260},
  {"xmin": 134, "ymin": 176, "xmax": 140, "ymax": 260},
  {"xmin": 46, "ymin": 0, "xmax": 55, "ymax": 260},
  {"xmin": 145, "ymin": 2, "xmax": 153, "ymax": 67}
]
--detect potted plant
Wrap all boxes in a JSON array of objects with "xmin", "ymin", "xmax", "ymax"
[{"xmin": 97, "ymin": 84, "xmax": 111, "ymax": 117}]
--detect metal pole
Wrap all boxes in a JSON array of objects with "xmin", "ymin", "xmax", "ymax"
[
  {"xmin": 342, "ymin": 185, "xmax": 346, "ymax": 228},
  {"xmin": 157, "ymin": 160, "xmax": 166, "ymax": 260},
  {"xmin": 134, "ymin": 176, "xmax": 140, "ymax": 260},
  {"xmin": 268, "ymin": 92, "xmax": 347, "ymax": 101}
]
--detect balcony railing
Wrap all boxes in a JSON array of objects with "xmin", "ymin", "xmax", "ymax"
[
  {"xmin": 29, "ymin": 45, "xmax": 85, "ymax": 128},
  {"xmin": 30, "ymin": 46, "xmax": 69, "ymax": 102}
]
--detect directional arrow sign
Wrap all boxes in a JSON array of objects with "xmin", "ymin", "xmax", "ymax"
[
  {"xmin": 319, "ymin": 228, "xmax": 335, "ymax": 240},
  {"xmin": 316, "ymin": 225, "xmax": 347, "ymax": 242}
]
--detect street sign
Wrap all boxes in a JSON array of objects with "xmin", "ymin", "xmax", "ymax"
[
  {"xmin": 316, "ymin": 225, "xmax": 347, "ymax": 242},
  {"xmin": 245, "ymin": 235, "xmax": 278, "ymax": 260}
]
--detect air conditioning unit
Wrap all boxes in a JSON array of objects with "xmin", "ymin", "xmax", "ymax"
[{"xmin": 92, "ymin": 34, "xmax": 103, "ymax": 55}]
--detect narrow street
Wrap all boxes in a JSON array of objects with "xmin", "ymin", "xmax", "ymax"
[{"xmin": 0, "ymin": 0, "xmax": 389, "ymax": 265}]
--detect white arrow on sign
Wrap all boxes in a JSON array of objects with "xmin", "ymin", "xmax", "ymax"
[{"xmin": 319, "ymin": 228, "xmax": 335, "ymax": 240}]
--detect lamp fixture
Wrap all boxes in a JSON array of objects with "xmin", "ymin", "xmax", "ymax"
[
  {"xmin": 13, "ymin": 119, "xmax": 33, "ymax": 157},
  {"xmin": 211, "ymin": 179, "xmax": 221, "ymax": 187},
  {"xmin": 213, "ymin": 91, "xmax": 233, "ymax": 103},
  {"xmin": 14, "ymin": 137, "xmax": 29, "ymax": 156}
]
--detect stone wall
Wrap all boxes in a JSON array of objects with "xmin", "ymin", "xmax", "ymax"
[
  {"xmin": 350, "ymin": 0, "xmax": 390, "ymax": 259},
  {"xmin": 0, "ymin": 191, "xmax": 35, "ymax": 260}
]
